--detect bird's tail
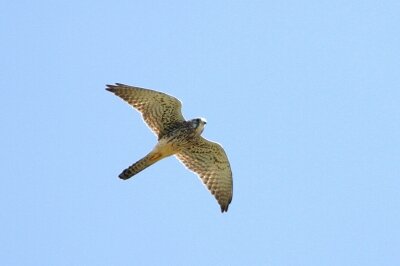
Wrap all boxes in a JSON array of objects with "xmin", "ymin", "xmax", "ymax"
[{"xmin": 118, "ymin": 151, "xmax": 164, "ymax": 180}]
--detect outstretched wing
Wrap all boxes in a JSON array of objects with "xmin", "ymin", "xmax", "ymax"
[
  {"xmin": 106, "ymin": 83, "xmax": 185, "ymax": 138},
  {"xmin": 175, "ymin": 137, "xmax": 233, "ymax": 212}
]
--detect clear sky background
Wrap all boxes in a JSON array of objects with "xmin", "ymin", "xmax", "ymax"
[{"xmin": 1, "ymin": 1, "xmax": 399, "ymax": 265}]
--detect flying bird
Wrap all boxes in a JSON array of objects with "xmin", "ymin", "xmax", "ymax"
[{"xmin": 106, "ymin": 83, "xmax": 233, "ymax": 212}]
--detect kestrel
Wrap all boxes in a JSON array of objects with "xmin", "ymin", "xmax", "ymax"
[{"xmin": 106, "ymin": 83, "xmax": 233, "ymax": 212}]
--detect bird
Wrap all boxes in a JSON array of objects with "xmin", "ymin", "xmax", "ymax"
[{"xmin": 106, "ymin": 83, "xmax": 233, "ymax": 212}]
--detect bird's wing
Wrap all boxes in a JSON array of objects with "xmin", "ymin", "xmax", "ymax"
[
  {"xmin": 106, "ymin": 83, "xmax": 185, "ymax": 138},
  {"xmin": 175, "ymin": 136, "xmax": 233, "ymax": 212}
]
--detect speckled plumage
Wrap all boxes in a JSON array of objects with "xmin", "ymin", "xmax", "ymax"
[{"xmin": 106, "ymin": 83, "xmax": 233, "ymax": 212}]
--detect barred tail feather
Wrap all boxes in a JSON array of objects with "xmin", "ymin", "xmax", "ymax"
[{"xmin": 119, "ymin": 151, "xmax": 162, "ymax": 180}]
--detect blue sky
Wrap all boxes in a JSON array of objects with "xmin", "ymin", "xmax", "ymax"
[{"xmin": 1, "ymin": 1, "xmax": 399, "ymax": 265}]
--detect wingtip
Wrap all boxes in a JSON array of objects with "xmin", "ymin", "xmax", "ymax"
[
  {"xmin": 105, "ymin": 84, "xmax": 115, "ymax": 92},
  {"xmin": 106, "ymin": 83, "xmax": 130, "ymax": 92},
  {"xmin": 220, "ymin": 205, "xmax": 229, "ymax": 213}
]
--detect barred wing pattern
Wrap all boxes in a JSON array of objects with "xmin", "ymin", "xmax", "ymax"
[
  {"xmin": 106, "ymin": 83, "xmax": 185, "ymax": 138},
  {"xmin": 176, "ymin": 137, "xmax": 233, "ymax": 212}
]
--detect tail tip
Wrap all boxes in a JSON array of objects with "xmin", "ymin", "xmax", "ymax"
[{"xmin": 119, "ymin": 171, "xmax": 132, "ymax": 180}]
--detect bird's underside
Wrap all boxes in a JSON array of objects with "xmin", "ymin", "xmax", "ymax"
[{"xmin": 106, "ymin": 83, "xmax": 233, "ymax": 212}]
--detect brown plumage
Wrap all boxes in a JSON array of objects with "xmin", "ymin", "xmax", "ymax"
[{"xmin": 106, "ymin": 83, "xmax": 233, "ymax": 212}]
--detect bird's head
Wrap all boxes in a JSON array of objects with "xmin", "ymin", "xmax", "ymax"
[{"xmin": 190, "ymin": 117, "xmax": 207, "ymax": 135}]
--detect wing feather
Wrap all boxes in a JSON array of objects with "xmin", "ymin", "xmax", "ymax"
[
  {"xmin": 106, "ymin": 83, "xmax": 185, "ymax": 138},
  {"xmin": 175, "ymin": 137, "xmax": 233, "ymax": 212}
]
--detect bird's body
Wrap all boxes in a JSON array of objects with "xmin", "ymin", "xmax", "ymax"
[
  {"xmin": 106, "ymin": 83, "xmax": 233, "ymax": 212},
  {"xmin": 118, "ymin": 119, "xmax": 204, "ymax": 179}
]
